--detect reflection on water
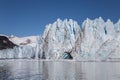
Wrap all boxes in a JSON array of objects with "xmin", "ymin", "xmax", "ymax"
[
  {"xmin": 0, "ymin": 60, "xmax": 120, "ymax": 80},
  {"xmin": 0, "ymin": 65, "xmax": 11, "ymax": 80}
]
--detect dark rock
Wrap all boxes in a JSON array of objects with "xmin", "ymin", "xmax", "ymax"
[{"xmin": 0, "ymin": 36, "xmax": 17, "ymax": 50}]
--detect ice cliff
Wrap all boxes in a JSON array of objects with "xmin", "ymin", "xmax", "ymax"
[
  {"xmin": 42, "ymin": 17, "xmax": 120, "ymax": 60},
  {"xmin": 42, "ymin": 19, "xmax": 81, "ymax": 59}
]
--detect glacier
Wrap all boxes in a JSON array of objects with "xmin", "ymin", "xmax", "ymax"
[
  {"xmin": 0, "ymin": 17, "xmax": 120, "ymax": 60},
  {"xmin": 0, "ymin": 36, "xmax": 43, "ymax": 59}
]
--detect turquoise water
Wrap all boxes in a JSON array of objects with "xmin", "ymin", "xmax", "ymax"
[{"xmin": 0, "ymin": 59, "xmax": 120, "ymax": 80}]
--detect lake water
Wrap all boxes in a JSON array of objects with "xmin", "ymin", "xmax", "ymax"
[{"xmin": 0, "ymin": 59, "xmax": 120, "ymax": 80}]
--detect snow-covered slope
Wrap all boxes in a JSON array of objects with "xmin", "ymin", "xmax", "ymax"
[{"xmin": 9, "ymin": 35, "xmax": 38, "ymax": 47}]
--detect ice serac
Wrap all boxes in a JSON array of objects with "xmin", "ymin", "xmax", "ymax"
[
  {"xmin": 42, "ymin": 19, "xmax": 82, "ymax": 59},
  {"xmin": 80, "ymin": 17, "xmax": 120, "ymax": 60},
  {"xmin": 80, "ymin": 17, "xmax": 107, "ymax": 59}
]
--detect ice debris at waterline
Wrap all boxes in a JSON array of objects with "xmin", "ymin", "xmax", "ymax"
[{"xmin": 0, "ymin": 17, "xmax": 120, "ymax": 60}]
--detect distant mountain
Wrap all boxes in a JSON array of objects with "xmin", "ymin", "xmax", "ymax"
[{"xmin": 0, "ymin": 35, "xmax": 17, "ymax": 50}]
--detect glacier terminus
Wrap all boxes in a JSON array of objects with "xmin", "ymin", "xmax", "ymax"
[{"xmin": 0, "ymin": 17, "xmax": 120, "ymax": 61}]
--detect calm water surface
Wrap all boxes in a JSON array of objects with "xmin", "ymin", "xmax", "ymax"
[{"xmin": 0, "ymin": 59, "xmax": 120, "ymax": 80}]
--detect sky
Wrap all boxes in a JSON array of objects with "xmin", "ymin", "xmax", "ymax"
[{"xmin": 0, "ymin": 0, "xmax": 120, "ymax": 37}]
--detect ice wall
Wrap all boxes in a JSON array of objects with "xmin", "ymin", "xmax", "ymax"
[{"xmin": 42, "ymin": 18, "xmax": 120, "ymax": 60}]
